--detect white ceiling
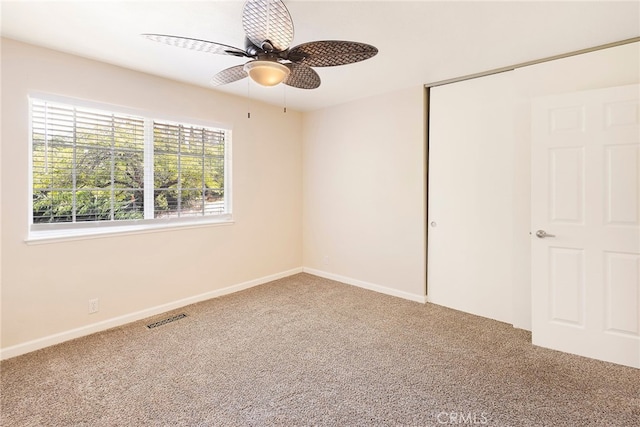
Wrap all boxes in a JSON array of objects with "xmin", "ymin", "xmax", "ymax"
[{"xmin": 2, "ymin": 0, "xmax": 639, "ymax": 112}]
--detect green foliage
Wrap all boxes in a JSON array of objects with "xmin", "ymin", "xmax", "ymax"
[
  {"xmin": 152, "ymin": 123, "xmax": 225, "ymax": 217},
  {"xmin": 32, "ymin": 118, "xmax": 225, "ymax": 223}
]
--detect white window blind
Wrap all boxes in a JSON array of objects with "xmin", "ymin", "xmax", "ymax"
[
  {"xmin": 153, "ymin": 121, "xmax": 226, "ymax": 218},
  {"xmin": 30, "ymin": 98, "xmax": 231, "ymax": 236},
  {"xmin": 32, "ymin": 100, "xmax": 146, "ymax": 223}
]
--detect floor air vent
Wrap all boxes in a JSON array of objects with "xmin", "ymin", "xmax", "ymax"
[{"xmin": 146, "ymin": 313, "xmax": 187, "ymax": 329}]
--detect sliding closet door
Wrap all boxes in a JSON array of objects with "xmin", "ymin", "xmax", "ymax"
[{"xmin": 427, "ymin": 71, "xmax": 515, "ymax": 324}]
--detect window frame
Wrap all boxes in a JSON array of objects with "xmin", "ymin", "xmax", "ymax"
[{"xmin": 27, "ymin": 94, "xmax": 233, "ymax": 244}]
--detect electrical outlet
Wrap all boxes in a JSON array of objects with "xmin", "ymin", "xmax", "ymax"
[
  {"xmin": 322, "ymin": 255, "xmax": 329, "ymax": 265},
  {"xmin": 88, "ymin": 298, "xmax": 99, "ymax": 314}
]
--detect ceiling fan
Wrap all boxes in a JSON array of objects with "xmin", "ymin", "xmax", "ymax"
[{"xmin": 143, "ymin": 0, "xmax": 378, "ymax": 90}]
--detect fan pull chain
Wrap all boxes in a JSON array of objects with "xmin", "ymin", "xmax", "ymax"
[
  {"xmin": 283, "ymin": 85, "xmax": 287, "ymax": 113},
  {"xmin": 247, "ymin": 78, "xmax": 251, "ymax": 119}
]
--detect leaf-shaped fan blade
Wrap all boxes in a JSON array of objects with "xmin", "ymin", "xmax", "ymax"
[
  {"xmin": 284, "ymin": 63, "xmax": 320, "ymax": 90},
  {"xmin": 242, "ymin": 0, "xmax": 294, "ymax": 52},
  {"xmin": 143, "ymin": 34, "xmax": 247, "ymax": 57},
  {"xmin": 211, "ymin": 65, "xmax": 248, "ymax": 87},
  {"xmin": 288, "ymin": 41, "xmax": 378, "ymax": 67}
]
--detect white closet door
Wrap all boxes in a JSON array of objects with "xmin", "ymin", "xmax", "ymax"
[
  {"xmin": 531, "ymin": 84, "xmax": 640, "ymax": 368},
  {"xmin": 427, "ymin": 71, "xmax": 515, "ymax": 324}
]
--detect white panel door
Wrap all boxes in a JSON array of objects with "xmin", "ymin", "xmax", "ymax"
[
  {"xmin": 427, "ymin": 71, "xmax": 515, "ymax": 324},
  {"xmin": 531, "ymin": 84, "xmax": 640, "ymax": 368}
]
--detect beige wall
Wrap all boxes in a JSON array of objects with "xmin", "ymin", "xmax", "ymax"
[
  {"xmin": 302, "ymin": 88, "xmax": 427, "ymax": 301},
  {"xmin": 1, "ymin": 39, "xmax": 303, "ymax": 355},
  {"xmin": 1, "ymin": 39, "xmax": 428, "ymax": 359}
]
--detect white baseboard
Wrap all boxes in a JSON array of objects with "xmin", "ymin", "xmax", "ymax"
[
  {"xmin": 303, "ymin": 267, "xmax": 427, "ymax": 304},
  {"xmin": 0, "ymin": 267, "xmax": 303, "ymax": 360}
]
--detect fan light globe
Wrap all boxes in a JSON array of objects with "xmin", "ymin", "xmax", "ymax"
[{"xmin": 243, "ymin": 60, "xmax": 290, "ymax": 87}]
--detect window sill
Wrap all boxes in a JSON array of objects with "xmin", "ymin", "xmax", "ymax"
[{"xmin": 25, "ymin": 218, "xmax": 235, "ymax": 245}]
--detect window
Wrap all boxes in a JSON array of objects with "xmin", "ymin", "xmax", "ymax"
[
  {"xmin": 30, "ymin": 97, "xmax": 231, "ymax": 238},
  {"xmin": 153, "ymin": 121, "xmax": 226, "ymax": 218}
]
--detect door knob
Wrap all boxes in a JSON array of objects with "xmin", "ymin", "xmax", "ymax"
[{"xmin": 535, "ymin": 229, "xmax": 556, "ymax": 238}]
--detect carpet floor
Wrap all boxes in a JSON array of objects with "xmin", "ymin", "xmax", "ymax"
[{"xmin": 1, "ymin": 273, "xmax": 639, "ymax": 426}]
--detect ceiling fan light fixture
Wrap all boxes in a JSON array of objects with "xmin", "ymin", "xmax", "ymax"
[
  {"xmin": 243, "ymin": 60, "xmax": 290, "ymax": 86},
  {"xmin": 144, "ymin": 0, "xmax": 377, "ymax": 90}
]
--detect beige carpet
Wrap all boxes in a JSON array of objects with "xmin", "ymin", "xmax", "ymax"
[{"xmin": 1, "ymin": 273, "xmax": 639, "ymax": 426}]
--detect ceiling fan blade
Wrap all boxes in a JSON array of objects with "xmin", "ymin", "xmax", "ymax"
[
  {"xmin": 143, "ymin": 34, "xmax": 248, "ymax": 57},
  {"xmin": 284, "ymin": 63, "xmax": 320, "ymax": 90},
  {"xmin": 288, "ymin": 41, "xmax": 378, "ymax": 67},
  {"xmin": 211, "ymin": 65, "xmax": 248, "ymax": 86},
  {"xmin": 242, "ymin": 0, "xmax": 294, "ymax": 52}
]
